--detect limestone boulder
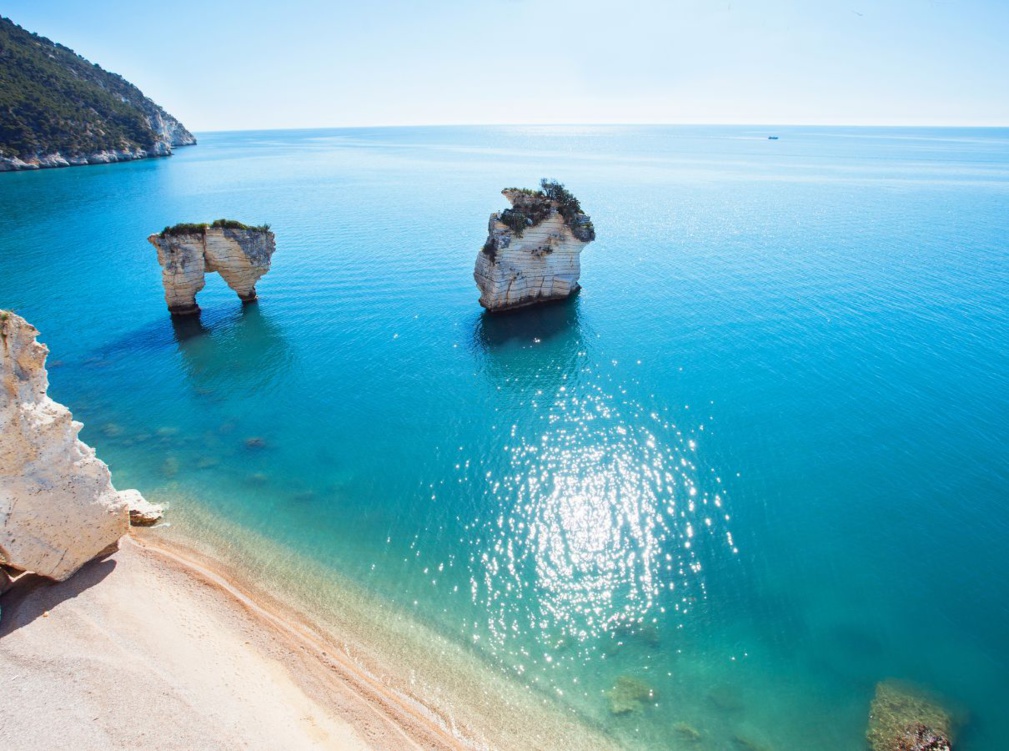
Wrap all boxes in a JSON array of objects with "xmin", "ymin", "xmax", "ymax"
[{"xmin": 122, "ymin": 489, "xmax": 165, "ymax": 527}]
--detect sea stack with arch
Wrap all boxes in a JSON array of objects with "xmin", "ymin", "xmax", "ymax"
[
  {"xmin": 474, "ymin": 180, "xmax": 595, "ymax": 312},
  {"xmin": 148, "ymin": 220, "xmax": 276, "ymax": 316}
]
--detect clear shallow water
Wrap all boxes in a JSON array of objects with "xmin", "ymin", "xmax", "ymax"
[{"xmin": 2, "ymin": 125, "xmax": 1008, "ymax": 748}]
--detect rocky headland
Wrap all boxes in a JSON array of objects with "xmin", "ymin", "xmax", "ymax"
[
  {"xmin": 474, "ymin": 180, "xmax": 595, "ymax": 312},
  {"xmin": 148, "ymin": 220, "xmax": 276, "ymax": 316},
  {"xmin": 0, "ymin": 311, "xmax": 162, "ymax": 583},
  {"xmin": 0, "ymin": 16, "xmax": 195, "ymax": 172}
]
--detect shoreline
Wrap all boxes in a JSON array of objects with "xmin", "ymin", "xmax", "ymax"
[
  {"xmin": 1, "ymin": 523, "xmax": 622, "ymax": 750},
  {"xmin": 128, "ymin": 532, "xmax": 469, "ymax": 750},
  {"xmin": 0, "ymin": 533, "xmax": 446, "ymax": 750},
  {"xmin": 142, "ymin": 512, "xmax": 625, "ymax": 751},
  {"xmin": 0, "ymin": 143, "xmax": 195, "ymax": 173}
]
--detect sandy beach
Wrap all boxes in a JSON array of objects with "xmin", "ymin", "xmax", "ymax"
[
  {"xmin": 0, "ymin": 534, "xmax": 465, "ymax": 751},
  {"xmin": 1, "ymin": 528, "xmax": 624, "ymax": 751}
]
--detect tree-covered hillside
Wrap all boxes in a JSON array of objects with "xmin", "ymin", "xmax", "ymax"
[{"xmin": 0, "ymin": 16, "xmax": 194, "ymax": 163}]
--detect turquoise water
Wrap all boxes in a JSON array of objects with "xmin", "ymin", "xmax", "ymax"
[{"xmin": 2, "ymin": 126, "xmax": 1007, "ymax": 748}]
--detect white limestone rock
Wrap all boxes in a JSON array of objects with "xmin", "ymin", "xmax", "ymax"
[
  {"xmin": 474, "ymin": 183, "xmax": 595, "ymax": 312},
  {"xmin": 148, "ymin": 231, "xmax": 207, "ymax": 315},
  {"xmin": 147, "ymin": 223, "xmax": 276, "ymax": 316},
  {"xmin": 0, "ymin": 144, "xmax": 191, "ymax": 172},
  {"xmin": 122, "ymin": 489, "xmax": 165, "ymax": 527},
  {"xmin": 0, "ymin": 311, "xmax": 138, "ymax": 581},
  {"xmin": 146, "ymin": 108, "xmax": 197, "ymax": 150}
]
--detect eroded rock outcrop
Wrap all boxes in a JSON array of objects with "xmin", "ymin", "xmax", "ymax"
[
  {"xmin": 148, "ymin": 220, "xmax": 276, "ymax": 316},
  {"xmin": 474, "ymin": 180, "xmax": 595, "ymax": 312},
  {"xmin": 121, "ymin": 489, "xmax": 165, "ymax": 527},
  {"xmin": 0, "ymin": 311, "xmax": 158, "ymax": 581},
  {"xmin": 867, "ymin": 681, "xmax": 954, "ymax": 751}
]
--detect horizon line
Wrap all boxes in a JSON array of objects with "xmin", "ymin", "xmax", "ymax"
[{"xmin": 191, "ymin": 122, "xmax": 1009, "ymax": 135}]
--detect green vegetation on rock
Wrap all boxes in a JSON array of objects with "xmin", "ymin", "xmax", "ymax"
[
  {"xmin": 160, "ymin": 219, "xmax": 271, "ymax": 237},
  {"xmin": 495, "ymin": 179, "xmax": 596, "ymax": 241},
  {"xmin": 160, "ymin": 223, "xmax": 210, "ymax": 237},
  {"xmin": 481, "ymin": 237, "xmax": 498, "ymax": 262},
  {"xmin": 497, "ymin": 207, "xmax": 536, "ymax": 236},
  {"xmin": 211, "ymin": 219, "xmax": 271, "ymax": 232},
  {"xmin": 0, "ymin": 15, "xmax": 193, "ymax": 161}
]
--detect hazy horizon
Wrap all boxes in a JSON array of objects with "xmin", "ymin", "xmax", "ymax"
[
  {"xmin": 183, "ymin": 122, "xmax": 1008, "ymax": 134},
  {"xmin": 5, "ymin": 0, "xmax": 1009, "ymax": 131}
]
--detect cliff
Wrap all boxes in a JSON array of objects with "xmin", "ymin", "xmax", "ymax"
[
  {"xmin": 474, "ymin": 180, "xmax": 595, "ymax": 312},
  {"xmin": 0, "ymin": 311, "xmax": 160, "ymax": 582},
  {"xmin": 148, "ymin": 220, "xmax": 277, "ymax": 316},
  {"xmin": 0, "ymin": 16, "xmax": 195, "ymax": 172}
]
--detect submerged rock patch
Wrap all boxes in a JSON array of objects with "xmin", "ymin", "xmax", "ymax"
[
  {"xmin": 867, "ymin": 680, "xmax": 954, "ymax": 751},
  {"xmin": 607, "ymin": 675, "xmax": 658, "ymax": 715}
]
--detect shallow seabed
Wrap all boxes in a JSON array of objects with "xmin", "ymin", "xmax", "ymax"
[{"xmin": 2, "ymin": 125, "xmax": 1007, "ymax": 749}]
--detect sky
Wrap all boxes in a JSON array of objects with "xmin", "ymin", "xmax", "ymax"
[{"xmin": 5, "ymin": 0, "xmax": 1009, "ymax": 131}]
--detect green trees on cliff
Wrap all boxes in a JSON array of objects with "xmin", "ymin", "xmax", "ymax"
[{"xmin": 0, "ymin": 16, "xmax": 187, "ymax": 160}]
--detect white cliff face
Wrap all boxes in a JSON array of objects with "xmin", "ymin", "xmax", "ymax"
[
  {"xmin": 0, "ymin": 311, "xmax": 151, "ymax": 581},
  {"xmin": 204, "ymin": 228, "xmax": 275, "ymax": 300},
  {"xmin": 474, "ymin": 188, "xmax": 595, "ymax": 312},
  {"xmin": 148, "ymin": 232, "xmax": 207, "ymax": 315},
  {"xmin": 143, "ymin": 105, "xmax": 197, "ymax": 149},
  {"xmin": 148, "ymin": 226, "xmax": 277, "ymax": 316}
]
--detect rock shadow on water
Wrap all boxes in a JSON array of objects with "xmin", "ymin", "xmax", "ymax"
[
  {"xmin": 170, "ymin": 303, "xmax": 294, "ymax": 396},
  {"xmin": 471, "ymin": 295, "xmax": 592, "ymax": 393},
  {"xmin": 473, "ymin": 293, "xmax": 583, "ymax": 351},
  {"xmin": 63, "ymin": 307, "xmax": 292, "ymax": 461},
  {"xmin": 168, "ymin": 313, "xmax": 208, "ymax": 344},
  {"xmin": 76, "ymin": 303, "xmax": 291, "ymax": 396}
]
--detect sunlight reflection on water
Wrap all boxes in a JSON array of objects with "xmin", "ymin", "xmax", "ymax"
[{"xmin": 471, "ymin": 378, "xmax": 736, "ymax": 660}]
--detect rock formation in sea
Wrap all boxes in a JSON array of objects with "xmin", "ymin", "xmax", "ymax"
[
  {"xmin": 474, "ymin": 180, "xmax": 596, "ymax": 312},
  {"xmin": 867, "ymin": 680, "xmax": 954, "ymax": 751},
  {"xmin": 148, "ymin": 220, "xmax": 276, "ymax": 316},
  {"xmin": 0, "ymin": 16, "xmax": 195, "ymax": 172},
  {"xmin": 0, "ymin": 311, "xmax": 162, "ymax": 581}
]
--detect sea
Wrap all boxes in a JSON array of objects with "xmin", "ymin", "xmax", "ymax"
[{"xmin": 2, "ymin": 125, "xmax": 1007, "ymax": 749}]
